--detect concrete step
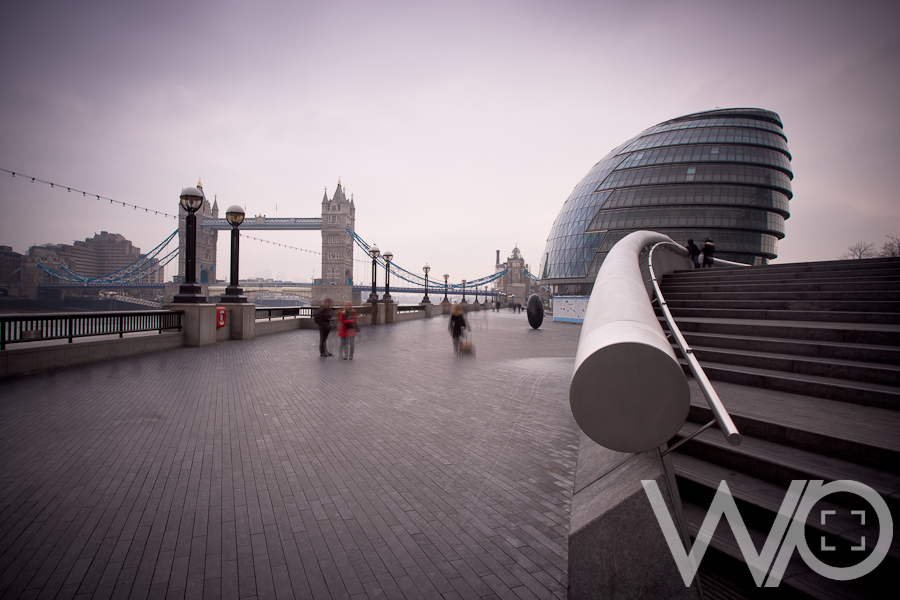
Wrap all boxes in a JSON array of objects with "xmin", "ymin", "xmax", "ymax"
[
  {"xmin": 669, "ymin": 257, "xmax": 900, "ymax": 278},
  {"xmin": 669, "ymin": 316, "xmax": 900, "ymax": 347},
  {"xmin": 682, "ymin": 345, "xmax": 900, "ymax": 387},
  {"xmin": 670, "ymin": 422, "xmax": 900, "ymax": 515},
  {"xmin": 679, "ymin": 359, "xmax": 900, "ymax": 409},
  {"xmin": 673, "ymin": 454, "xmax": 900, "ymax": 567},
  {"xmin": 676, "ymin": 331, "xmax": 900, "ymax": 367},
  {"xmin": 679, "ymin": 496, "xmax": 893, "ymax": 600},
  {"xmin": 662, "ymin": 289, "xmax": 900, "ymax": 303},
  {"xmin": 661, "ymin": 280, "xmax": 900, "ymax": 294},
  {"xmin": 683, "ymin": 379, "xmax": 900, "ymax": 472},
  {"xmin": 664, "ymin": 306, "xmax": 900, "ymax": 324},
  {"xmin": 663, "ymin": 298, "xmax": 900, "ymax": 314},
  {"xmin": 664, "ymin": 270, "xmax": 900, "ymax": 286}
]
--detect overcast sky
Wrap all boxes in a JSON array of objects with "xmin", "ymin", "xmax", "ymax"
[{"xmin": 1, "ymin": 0, "xmax": 898, "ymax": 286}]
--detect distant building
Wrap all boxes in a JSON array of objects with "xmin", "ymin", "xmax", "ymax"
[
  {"xmin": 55, "ymin": 232, "xmax": 162, "ymax": 284},
  {"xmin": 539, "ymin": 107, "xmax": 793, "ymax": 296},
  {"xmin": 494, "ymin": 246, "xmax": 534, "ymax": 306},
  {"xmin": 20, "ymin": 245, "xmax": 67, "ymax": 286},
  {"xmin": 17, "ymin": 231, "xmax": 163, "ymax": 287},
  {"xmin": 0, "ymin": 246, "xmax": 22, "ymax": 285}
]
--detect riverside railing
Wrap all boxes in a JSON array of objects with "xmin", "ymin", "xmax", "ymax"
[
  {"xmin": 0, "ymin": 310, "xmax": 183, "ymax": 350},
  {"xmin": 255, "ymin": 306, "xmax": 315, "ymax": 320}
]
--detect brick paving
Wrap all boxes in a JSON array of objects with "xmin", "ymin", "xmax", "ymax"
[{"xmin": 0, "ymin": 309, "xmax": 582, "ymax": 599}]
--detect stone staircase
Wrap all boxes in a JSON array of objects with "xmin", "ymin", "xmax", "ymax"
[{"xmin": 656, "ymin": 257, "xmax": 900, "ymax": 599}]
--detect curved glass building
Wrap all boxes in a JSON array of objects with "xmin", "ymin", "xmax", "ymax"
[{"xmin": 538, "ymin": 108, "xmax": 792, "ymax": 295}]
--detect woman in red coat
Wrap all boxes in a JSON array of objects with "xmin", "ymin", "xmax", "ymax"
[{"xmin": 338, "ymin": 301, "xmax": 358, "ymax": 360}]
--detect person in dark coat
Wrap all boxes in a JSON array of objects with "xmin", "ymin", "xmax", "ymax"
[
  {"xmin": 686, "ymin": 239, "xmax": 701, "ymax": 268},
  {"xmin": 448, "ymin": 303, "xmax": 468, "ymax": 354},
  {"xmin": 314, "ymin": 298, "xmax": 334, "ymax": 357},
  {"xmin": 702, "ymin": 238, "xmax": 716, "ymax": 268}
]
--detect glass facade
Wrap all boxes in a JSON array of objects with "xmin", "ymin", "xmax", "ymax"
[{"xmin": 539, "ymin": 108, "xmax": 792, "ymax": 294}]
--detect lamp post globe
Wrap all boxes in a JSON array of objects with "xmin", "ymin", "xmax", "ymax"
[
  {"xmin": 443, "ymin": 274, "xmax": 449, "ymax": 303},
  {"xmin": 421, "ymin": 263, "xmax": 431, "ymax": 303},
  {"xmin": 222, "ymin": 204, "xmax": 247, "ymax": 303},
  {"xmin": 368, "ymin": 245, "xmax": 380, "ymax": 303},
  {"xmin": 179, "ymin": 187, "xmax": 203, "ymax": 213},
  {"xmin": 383, "ymin": 251, "xmax": 393, "ymax": 303},
  {"xmin": 173, "ymin": 186, "xmax": 207, "ymax": 303}
]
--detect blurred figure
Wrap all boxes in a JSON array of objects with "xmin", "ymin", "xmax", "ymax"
[
  {"xmin": 314, "ymin": 298, "xmax": 334, "ymax": 357},
  {"xmin": 448, "ymin": 303, "xmax": 468, "ymax": 355},
  {"xmin": 338, "ymin": 301, "xmax": 358, "ymax": 360},
  {"xmin": 703, "ymin": 237, "xmax": 716, "ymax": 268},
  {"xmin": 686, "ymin": 239, "xmax": 701, "ymax": 268}
]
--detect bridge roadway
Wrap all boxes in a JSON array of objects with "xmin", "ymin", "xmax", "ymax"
[{"xmin": 0, "ymin": 309, "xmax": 582, "ymax": 599}]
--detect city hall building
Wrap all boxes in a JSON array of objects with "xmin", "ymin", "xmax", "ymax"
[{"xmin": 538, "ymin": 108, "xmax": 792, "ymax": 296}]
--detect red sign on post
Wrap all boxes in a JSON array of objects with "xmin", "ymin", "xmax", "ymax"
[{"xmin": 216, "ymin": 307, "xmax": 227, "ymax": 328}]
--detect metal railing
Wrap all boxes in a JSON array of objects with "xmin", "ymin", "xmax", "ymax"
[
  {"xmin": 647, "ymin": 241, "xmax": 742, "ymax": 452},
  {"xmin": 0, "ymin": 310, "xmax": 183, "ymax": 350},
  {"xmin": 396, "ymin": 305, "xmax": 426, "ymax": 315},
  {"xmin": 255, "ymin": 306, "xmax": 314, "ymax": 320}
]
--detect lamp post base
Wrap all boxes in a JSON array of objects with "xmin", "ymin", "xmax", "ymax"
[
  {"xmin": 220, "ymin": 286, "xmax": 247, "ymax": 303},
  {"xmin": 421, "ymin": 296, "xmax": 431, "ymax": 304},
  {"xmin": 382, "ymin": 293, "xmax": 392, "ymax": 303},
  {"xmin": 368, "ymin": 293, "xmax": 379, "ymax": 303},
  {"xmin": 173, "ymin": 284, "xmax": 207, "ymax": 303}
]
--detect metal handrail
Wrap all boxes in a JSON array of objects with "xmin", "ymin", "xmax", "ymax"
[{"xmin": 647, "ymin": 242, "xmax": 742, "ymax": 451}]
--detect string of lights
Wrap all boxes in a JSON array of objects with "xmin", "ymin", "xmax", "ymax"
[{"xmin": 2, "ymin": 167, "xmax": 181, "ymax": 219}]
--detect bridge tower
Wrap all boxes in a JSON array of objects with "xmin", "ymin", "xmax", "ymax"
[
  {"xmin": 312, "ymin": 180, "xmax": 359, "ymax": 304},
  {"xmin": 177, "ymin": 180, "xmax": 218, "ymax": 284}
]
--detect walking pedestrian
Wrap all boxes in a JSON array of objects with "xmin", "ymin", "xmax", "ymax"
[
  {"xmin": 703, "ymin": 237, "xmax": 716, "ymax": 268},
  {"xmin": 338, "ymin": 301, "xmax": 358, "ymax": 360},
  {"xmin": 314, "ymin": 298, "xmax": 334, "ymax": 357},
  {"xmin": 448, "ymin": 303, "xmax": 468, "ymax": 354},
  {"xmin": 686, "ymin": 239, "xmax": 701, "ymax": 268}
]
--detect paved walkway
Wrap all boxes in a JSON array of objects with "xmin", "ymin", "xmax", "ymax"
[{"xmin": 0, "ymin": 310, "xmax": 583, "ymax": 599}]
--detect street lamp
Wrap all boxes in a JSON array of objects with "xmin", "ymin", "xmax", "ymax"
[
  {"xmin": 221, "ymin": 205, "xmax": 247, "ymax": 303},
  {"xmin": 443, "ymin": 274, "xmax": 449, "ymax": 302},
  {"xmin": 474, "ymin": 284, "xmax": 479, "ymax": 303},
  {"xmin": 422, "ymin": 263, "xmax": 431, "ymax": 303},
  {"xmin": 382, "ymin": 251, "xmax": 393, "ymax": 303},
  {"xmin": 173, "ymin": 186, "xmax": 206, "ymax": 303},
  {"xmin": 368, "ymin": 245, "xmax": 380, "ymax": 303},
  {"xmin": 461, "ymin": 279, "xmax": 466, "ymax": 302}
]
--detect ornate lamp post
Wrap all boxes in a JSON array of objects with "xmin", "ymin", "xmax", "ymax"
[
  {"xmin": 221, "ymin": 205, "xmax": 247, "ymax": 303},
  {"xmin": 368, "ymin": 245, "xmax": 380, "ymax": 303},
  {"xmin": 461, "ymin": 279, "xmax": 466, "ymax": 302},
  {"xmin": 442, "ymin": 274, "xmax": 449, "ymax": 302},
  {"xmin": 382, "ymin": 251, "xmax": 393, "ymax": 303},
  {"xmin": 421, "ymin": 263, "xmax": 431, "ymax": 303},
  {"xmin": 173, "ymin": 186, "xmax": 206, "ymax": 303}
]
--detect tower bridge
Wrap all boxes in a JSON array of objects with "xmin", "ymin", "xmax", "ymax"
[{"xmin": 21, "ymin": 178, "xmax": 539, "ymax": 305}]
